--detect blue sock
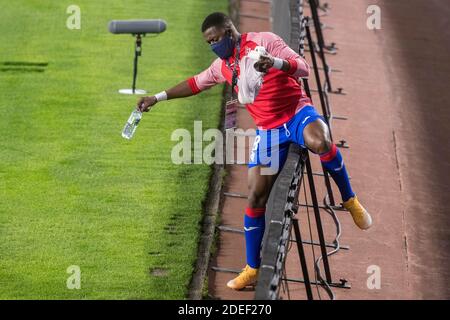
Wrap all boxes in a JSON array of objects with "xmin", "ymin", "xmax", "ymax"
[
  {"xmin": 244, "ymin": 207, "xmax": 265, "ymax": 269},
  {"xmin": 320, "ymin": 144, "xmax": 355, "ymax": 202}
]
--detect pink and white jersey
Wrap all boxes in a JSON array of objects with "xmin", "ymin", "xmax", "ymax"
[{"xmin": 187, "ymin": 32, "xmax": 312, "ymax": 129}]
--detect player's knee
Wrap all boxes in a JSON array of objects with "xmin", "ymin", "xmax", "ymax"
[
  {"xmin": 247, "ymin": 189, "xmax": 268, "ymax": 208},
  {"xmin": 317, "ymin": 137, "xmax": 332, "ymax": 154},
  {"xmin": 308, "ymin": 136, "xmax": 332, "ymax": 154},
  {"xmin": 304, "ymin": 120, "xmax": 332, "ymax": 154}
]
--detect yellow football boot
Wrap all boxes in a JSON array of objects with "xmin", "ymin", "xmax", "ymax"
[
  {"xmin": 226, "ymin": 265, "xmax": 259, "ymax": 290},
  {"xmin": 343, "ymin": 196, "xmax": 373, "ymax": 230}
]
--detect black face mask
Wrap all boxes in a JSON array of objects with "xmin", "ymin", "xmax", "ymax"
[{"xmin": 210, "ymin": 31, "xmax": 235, "ymax": 59}]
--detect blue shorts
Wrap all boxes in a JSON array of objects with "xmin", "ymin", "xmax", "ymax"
[{"xmin": 249, "ymin": 105, "xmax": 325, "ymax": 172}]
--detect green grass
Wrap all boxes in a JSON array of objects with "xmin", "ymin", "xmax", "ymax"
[{"xmin": 0, "ymin": 0, "xmax": 226, "ymax": 299}]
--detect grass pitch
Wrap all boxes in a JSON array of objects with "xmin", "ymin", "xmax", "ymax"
[{"xmin": 0, "ymin": 0, "xmax": 226, "ymax": 299}]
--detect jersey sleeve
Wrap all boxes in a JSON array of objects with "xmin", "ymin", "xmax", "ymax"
[
  {"xmin": 259, "ymin": 32, "xmax": 310, "ymax": 79},
  {"xmin": 187, "ymin": 58, "xmax": 226, "ymax": 94}
]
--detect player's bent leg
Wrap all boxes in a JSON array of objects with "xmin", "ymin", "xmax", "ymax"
[
  {"xmin": 226, "ymin": 165, "xmax": 278, "ymax": 290},
  {"xmin": 303, "ymin": 119, "xmax": 372, "ymax": 230}
]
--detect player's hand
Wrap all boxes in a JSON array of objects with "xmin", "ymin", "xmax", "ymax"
[
  {"xmin": 136, "ymin": 96, "xmax": 157, "ymax": 112},
  {"xmin": 254, "ymin": 55, "xmax": 274, "ymax": 73}
]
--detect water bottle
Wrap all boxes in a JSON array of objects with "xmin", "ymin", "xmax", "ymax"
[{"xmin": 122, "ymin": 109, "xmax": 142, "ymax": 140}]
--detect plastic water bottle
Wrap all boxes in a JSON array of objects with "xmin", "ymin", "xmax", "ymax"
[{"xmin": 122, "ymin": 109, "xmax": 142, "ymax": 140}]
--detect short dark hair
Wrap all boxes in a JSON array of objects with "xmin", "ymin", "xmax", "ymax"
[{"xmin": 201, "ymin": 12, "xmax": 231, "ymax": 32}]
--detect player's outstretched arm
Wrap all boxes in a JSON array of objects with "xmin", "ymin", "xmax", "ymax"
[
  {"xmin": 136, "ymin": 80, "xmax": 194, "ymax": 112},
  {"xmin": 136, "ymin": 58, "xmax": 225, "ymax": 113}
]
